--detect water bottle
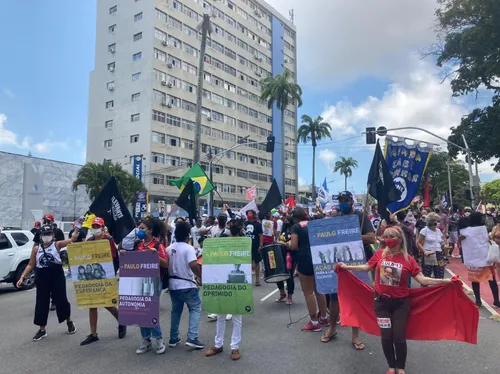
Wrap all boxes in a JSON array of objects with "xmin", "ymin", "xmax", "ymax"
[{"xmin": 286, "ymin": 252, "xmax": 292, "ymax": 270}]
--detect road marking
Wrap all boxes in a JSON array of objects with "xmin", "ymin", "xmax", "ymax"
[
  {"xmin": 260, "ymin": 288, "xmax": 279, "ymax": 302},
  {"xmin": 446, "ymin": 267, "xmax": 500, "ymax": 321}
]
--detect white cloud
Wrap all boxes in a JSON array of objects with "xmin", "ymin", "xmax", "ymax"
[
  {"xmin": 268, "ymin": 0, "xmax": 438, "ymax": 88},
  {"xmin": 320, "ymin": 59, "xmax": 468, "ymax": 145},
  {"xmin": 319, "ymin": 149, "xmax": 336, "ymax": 167},
  {"xmin": 298, "ymin": 176, "xmax": 307, "ymax": 186},
  {"xmin": 2, "ymin": 88, "xmax": 15, "ymax": 98},
  {"xmin": 0, "ymin": 113, "xmax": 28, "ymax": 148},
  {"xmin": 33, "ymin": 140, "xmax": 70, "ymax": 154}
]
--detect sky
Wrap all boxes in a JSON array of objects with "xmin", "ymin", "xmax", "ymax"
[{"xmin": 0, "ymin": 0, "xmax": 497, "ymax": 195}]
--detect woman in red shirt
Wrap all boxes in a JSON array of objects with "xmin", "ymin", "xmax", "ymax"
[
  {"xmin": 133, "ymin": 217, "xmax": 169, "ymax": 355},
  {"xmin": 339, "ymin": 226, "xmax": 451, "ymax": 374}
]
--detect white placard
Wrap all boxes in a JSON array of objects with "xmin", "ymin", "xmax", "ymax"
[{"xmin": 461, "ymin": 226, "xmax": 489, "ymax": 268}]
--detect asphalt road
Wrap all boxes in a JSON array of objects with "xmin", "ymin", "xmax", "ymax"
[{"xmin": 0, "ymin": 278, "xmax": 499, "ymax": 374}]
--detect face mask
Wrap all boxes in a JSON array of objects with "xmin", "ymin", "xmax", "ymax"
[
  {"xmin": 464, "ymin": 212, "xmax": 471, "ymax": 217},
  {"xmin": 92, "ymin": 228, "xmax": 103, "ymax": 236},
  {"xmin": 339, "ymin": 202, "xmax": 351, "ymax": 213},
  {"xmin": 384, "ymin": 238, "xmax": 400, "ymax": 249},
  {"xmin": 247, "ymin": 213, "xmax": 253, "ymax": 220},
  {"xmin": 137, "ymin": 229, "xmax": 146, "ymax": 240},
  {"xmin": 41, "ymin": 235, "xmax": 53, "ymax": 244},
  {"xmin": 230, "ymin": 226, "xmax": 241, "ymax": 236}
]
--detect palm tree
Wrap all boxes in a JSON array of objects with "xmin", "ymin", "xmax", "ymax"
[
  {"xmin": 260, "ymin": 70, "xmax": 303, "ymax": 194},
  {"xmin": 333, "ymin": 157, "xmax": 359, "ymax": 191},
  {"xmin": 72, "ymin": 162, "xmax": 145, "ymax": 205},
  {"xmin": 297, "ymin": 115, "xmax": 332, "ymax": 200}
]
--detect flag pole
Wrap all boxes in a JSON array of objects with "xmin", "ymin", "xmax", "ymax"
[{"xmin": 360, "ymin": 184, "xmax": 371, "ymax": 229}]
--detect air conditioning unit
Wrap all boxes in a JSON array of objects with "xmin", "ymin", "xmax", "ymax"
[
  {"xmin": 254, "ymin": 55, "xmax": 260, "ymax": 60},
  {"xmin": 167, "ymin": 103, "xmax": 173, "ymax": 108},
  {"xmin": 207, "ymin": 116, "xmax": 212, "ymax": 121},
  {"xmin": 254, "ymin": 10, "xmax": 262, "ymax": 17},
  {"xmin": 108, "ymin": 86, "xmax": 115, "ymax": 91},
  {"xmin": 162, "ymin": 40, "xmax": 168, "ymax": 46},
  {"xmin": 167, "ymin": 63, "xmax": 173, "ymax": 68},
  {"xmin": 255, "ymin": 71, "xmax": 262, "ymax": 77},
  {"xmin": 284, "ymin": 58, "xmax": 289, "ymax": 63},
  {"xmin": 161, "ymin": 100, "xmax": 167, "ymax": 106},
  {"xmin": 161, "ymin": 80, "xmax": 167, "ymax": 86},
  {"xmin": 110, "ymin": 48, "xmax": 115, "ymax": 54},
  {"xmin": 109, "ymin": 66, "xmax": 115, "ymax": 72},
  {"xmin": 167, "ymin": 82, "xmax": 173, "ymax": 88}
]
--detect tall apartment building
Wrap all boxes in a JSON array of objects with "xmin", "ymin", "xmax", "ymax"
[{"xmin": 86, "ymin": 0, "xmax": 298, "ymax": 212}]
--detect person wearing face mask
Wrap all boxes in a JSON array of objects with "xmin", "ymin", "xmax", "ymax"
[
  {"xmin": 205, "ymin": 216, "xmax": 245, "ymax": 361},
  {"xmin": 448, "ymin": 208, "xmax": 460, "ymax": 258},
  {"xmin": 80, "ymin": 217, "xmax": 126, "ymax": 346},
  {"xmin": 132, "ymin": 216, "xmax": 169, "ymax": 354},
  {"xmin": 417, "ymin": 213, "xmax": 445, "ymax": 281},
  {"xmin": 339, "ymin": 226, "xmax": 451, "ymax": 374},
  {"xmin": 275, "ymin": 215, "xmax": 298, "ymax": 305},
  {"xmin": 321, "ymin": 191, "xmax": 375, "ymax": 349},
  {"xmin": 243, "ymin": 210, "xmax": 264, "ymax": 286},
  {"xmin": 484, "ymin": 209, "xmax": 497, "ymax": 233},
  {"xmin": 17, "ymin": 224, "xmax": 79, "ymax": 341}
]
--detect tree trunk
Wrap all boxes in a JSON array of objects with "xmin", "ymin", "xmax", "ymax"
[
  {"xmin": 312, "ymin": 145, "xmax": 316, "ymax": 201},
  {"xmin": 344, "ymin": 175, "xmax": 347, "ymax": 191},
  {"xmin": 280, "ymin": 108, "xmax": 286, "ymax": 198}
]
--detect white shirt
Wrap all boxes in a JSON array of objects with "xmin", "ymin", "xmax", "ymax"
[
  {"xmin": 209, "ymin": 225, "xmax": 227, "ymax": 238},
  {"xmin": 36, "ymin": 242, "xmax": 62, "ymax": 268},
  {"xmin": 166, "ymin": 242, "xmax": 197, "ymax": 290},
  {"xmin": 262, "ymin": 219, "xmax": 274, "ymax": 237},
  {"xmin": 191, "ymin": 225, "xmax": 206, "ymax": 248},
  {"xmin": 121, "ymin": 228, "xmax": 138, "ymax": 250},
  {"xmin": 276, "ymin": 219, "xmax": 283, "ymax": 233},
  {"xmin": 420, "ymin": 227, "xmax": 443, "ymax": 252}
]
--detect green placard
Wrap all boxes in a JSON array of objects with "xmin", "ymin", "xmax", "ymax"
[{"xmin": 202, "ymin": 237, "xmax": 253, "ymax": 315}]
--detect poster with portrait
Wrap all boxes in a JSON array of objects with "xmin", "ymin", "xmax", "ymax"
[
  {"xmin": 118, "ymin": 251, "xmax": 161, "ymax": 327},
  {"xmin": 67, "ymin": 240, "xmax": 118, "ymax": 308},
  {"xmin": 202, "ymin": 237, "xmax": 253, "ymax": 315},
  {"xmin": 308, "ymin": 215, "xmax": 369, "ymax": 294}
]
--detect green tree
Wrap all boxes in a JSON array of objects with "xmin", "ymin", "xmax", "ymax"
[
  {"xmin": 72, "ymin": 162, "xmax": 145, "ymax": 205},
  {"xmin": 333, "ymin": 157, "xmax": 358, "ymax": 191},
  {"xmin": 423, "ymin": 152, "xmax": 470, "ymax": 208},
  {"xmin": 431, "ymin": 0, "xmax": 500, "ymax": 170},
  {"xmin": 481, "ymin": 180, "xmax": 500, "ymax": 205},
  {"xmin": 297, "ymin": 115, "xmax": 332, "ymax": 200},
  {"xmin": 260, "ymin": 70, "xmax": 303, "ymax": 193}
]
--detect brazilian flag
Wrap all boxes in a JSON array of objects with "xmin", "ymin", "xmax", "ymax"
[{"xmin": 170, "ymin": 163, "xmax": 214, "ymax": 196}]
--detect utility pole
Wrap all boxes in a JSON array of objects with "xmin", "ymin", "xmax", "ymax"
[
  {"xmin": 447, "ymin": 159, "xmax": 453, "ymax": 210},
  {"xmin": 207, "ymin": 147, "xmax": 214, "ymax": 216},
  {"xmin": 461, "ymin": 134, "xmax": 475, "ymax": 208}
]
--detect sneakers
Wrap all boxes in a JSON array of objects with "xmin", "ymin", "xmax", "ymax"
[
  {"xmin": 118, "ymin": 324, "xmax": 127, "ymax": 339},
  {"xmin": 136, "ymin": 339, "xmax": 152, "ymax": 354},
  {"xmin": 276, "ymin": 293, "xmax": 287, "ymax": 303},
  {"xmin": 33, "ymin": 329, "xmax": 47, "ymax": 342},
  {"xmin": 156, "ymin": 338, "xmax": 166, "ymax": 354},
  {"xmin": 80, "ymin": 334, "xmax": 99, "ymax": 346},
  {"xmin": 255, "ymin": 281, "xmax": 261, "ymax": 287},
  {"xmin": 186, "ymin": 338, "xmax": 205, "ymax": 349},
  {"xmin": 207, "ymin": 313, "xmax": 218, "ymax": 320},
  {"xmin": 319, "ymin": 316, "xmax": 330, "ymax": 327},
  {"xmin": 205, "ymin": 346, "xmax": 223, "ymax": 357},
  {"xmin": 231, "ymin": 349, "xmax": 241, "ymax": 361},
  {"xmin": 168, "ymin": 337, "xmax": 181, "ymax": 347},
  {"xmin": 301, "ymin": 321, "xmax": 322, "ymax": 332},
  {"xmin": 225, "ymin": 314, "xmax": 233, "ymax": 321},
  {"xmin": 286, "ymin": 295, "xmax": 293, "ymax": 305},
  {"xmin": 67, "ymin": 321, "xmax": 76, "ymax": 335}
]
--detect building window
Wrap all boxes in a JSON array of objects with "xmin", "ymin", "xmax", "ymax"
[
  {"xmin": 152, "ymin": 110, "xmax": 166, "ymax": 123},
  {"xmin": 108, "ymin": 43, "xmax": 116, "ymax": 53},
  {"xmin": 152, "ymin": 174, "xmax": 165, "ymax": 185},
  {"xmin": 131, "ymin": 93, "xmax": 140, "ymax": 102},
  {"xmin": 133, "ymin": 52, "xmax": 142, "ymax": 61},
  {"xmin": 109, "ymin": 5, "xmax": 117, "ymax": 14},
  {"xmin": 132, "ymin": 72, "xmax": 141, "ymax": 81},
  {"xmin": 134, "ymin": 12, "xmax": 143, "ymax": 21},
  {"xmin": 131, "ymin": 113, "xmax": 140, "ymax": 122},
  {"xmin": 166, "ymin": 114, "xmax": 181, "ymax": 127},
  {"xmin": 167, "ymin": 136, "xmax": 179, "ymax": 147},
  {"xmin": 105, "ymin": 100, "xmax": 114, "ymax": 109},
  {"xmin": 130, "ymin": 134, "xmax": 139, "ymax": 143},
  {"xmin": 182, "ymin": 139, "xmax": 194, "ymax": 150},
  {"xmin": 133, "ymin": 32, "xmax": 142, "ymax": 41},
  {"xmin": 104, "ymin": 139, "xmax": 112, "ymax": 148},
  {"xmin": 105, "ymin": 120, "xmax": 113, "ymax": 129},
  {"xmin": 109, "ymin": 24, "xmax": 116, "ymax": 33},
  {"xmin": 152, "ymin": 131, "xmax": 165, "ymax": 143},
  {"xmin": 107, "ymin": 62, "xmax": 115, "ymax": 72},
  {"xmin": 165, "ymin": 155, "xmax": 180, "ymax": 166},
  {"xmin": 106, "ymin": 81, "xmax": 115, "ymax": 90},
  {"xmin": 152, "ymin": 153, "xmax": 165, "ymax": 164},
  {"xmin": 182, "ymin": 81, "xmax": 196, "ymax": 94}
]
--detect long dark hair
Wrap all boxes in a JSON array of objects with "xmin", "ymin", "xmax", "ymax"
[{"xmin": 142, "ymin": 216, "xmax": 167, "ymax": 240}]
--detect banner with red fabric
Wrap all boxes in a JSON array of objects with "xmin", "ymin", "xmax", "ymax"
[
  {"xmin": 336, "ymin": 268, "xmax": 479, "ymax": 344},
  {"xmin": 423, "ymin": 177, "xmax": 431, "ymax": 208}
]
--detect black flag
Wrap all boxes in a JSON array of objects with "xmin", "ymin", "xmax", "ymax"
[
  {"xmin": 258, "ymin": 179, "xmax": 283, "ymax": 220},
  {"xmin": 367, "ymin": 140, "xmax": 400, "ymax": 222},
  {"xmin": 89, "ymin": 176, "xmax": 136, "ymax": 244},
  {"xmin": 175, "ymin": 178, "xmax": 197, "ymax": 224}
]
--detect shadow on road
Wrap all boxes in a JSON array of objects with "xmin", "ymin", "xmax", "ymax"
[{"xmin": 0, "ymin": 286, "xmax": 23, "ymax": 295}]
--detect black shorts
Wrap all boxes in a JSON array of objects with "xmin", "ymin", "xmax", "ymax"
[
  {"xmin": 252, "ymin": 247, "xmax": 262, "ymax": 263},
  {"xmin": 297, "ymin": 253, "xmax": 314, "ymax": 276},
  {"xmin": 328, "ymin": 293, "xmax": 339, "ymax": 302}
]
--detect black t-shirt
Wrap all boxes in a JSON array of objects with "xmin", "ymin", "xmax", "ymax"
[
  {"xmin": 244, "ymin": 221, "xmax": 263, "ymax": 251},
  {"xmin": 339, "ymin": 211, "xmax": 375, "ymax": 259},
  {"xmin": 291, "ymin": 222, "xmax": 311, "ymax": 255}
]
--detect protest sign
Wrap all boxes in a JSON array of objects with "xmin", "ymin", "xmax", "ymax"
[
  {"xmin": 68, "ymin": 240, "xmax": 118, "ymax": 308},
  {"xmin": 202, "ymin": 237, "xmax": 253, "ymax": 315},
  {"xmin": 118, "ymin": 251, "xmax": 161, "ymax": 327},
  {"xmin": 460, "ymin": 226, "xmax": 489, "ymax": 268},
  {"xmin": 308, "ymin": 215, "xmax": 369, "ymax": 294}
]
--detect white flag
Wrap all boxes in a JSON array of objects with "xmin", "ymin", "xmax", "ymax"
[{"xmin": 239, "ymin": 200, "xmax": 259, "ymax": 217}]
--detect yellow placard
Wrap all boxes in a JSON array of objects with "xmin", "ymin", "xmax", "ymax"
[{"xmin": 67, "ymin": 240, "xmax": 118, "ymax": 309}]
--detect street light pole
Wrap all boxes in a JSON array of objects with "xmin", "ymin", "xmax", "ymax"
[
  {"xmin": 461, "ymin": 134, "xmax": 475, "ymax": 208},
  {"xmin": 447, "ymin": 159, "xmax": 453, "ymax": 209},
  {"xmin": 208, "ymin": 147, "xmax": 214, "ymax": 216}
]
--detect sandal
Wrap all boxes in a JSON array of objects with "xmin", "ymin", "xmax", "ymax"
[
  {"xmin": 352, "ymin": 341, "xmax": 365, "ymax": 350},
  {"xmin": 320, "ymin": 332, "xmax": 337, "ymax": 343}
]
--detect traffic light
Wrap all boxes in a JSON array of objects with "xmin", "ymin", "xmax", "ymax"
[
  {"xmin": 366, "ymin": 127, "xmax": 376, "ymax": 144},
  {"xmin": 266, "ymin": 135, "xmax": 275, "ymax": 152}
]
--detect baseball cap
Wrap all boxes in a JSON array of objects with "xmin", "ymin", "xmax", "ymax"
[
  {"xmin": 40, "ymin": 224, "xmax": 54, "ymax": 235},
  {"xmin": 43, "ymin": 213, "xmax": 55, "ymax": 222},
  {"xmin": 92, "ymin": 217, "xmax": 105, "ymax": 227},
  {"xmin": 338, "ymin": 191, "xmax": 354, "ymax": 201}
]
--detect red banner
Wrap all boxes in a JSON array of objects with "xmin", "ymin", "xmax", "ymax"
[{"xmin": 245, "ymin": 186, "xmax": 257, "ymax": 201}]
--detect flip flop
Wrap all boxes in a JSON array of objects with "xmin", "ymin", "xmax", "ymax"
[
  {"xmin": 352, "ymin": 341, "xmax": 365, "ymax": 350},
  {"xmin": 320, "ymin": 332, "xmax": 337, "ymax": 343}
]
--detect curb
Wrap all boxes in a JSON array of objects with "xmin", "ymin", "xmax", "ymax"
[{"xmin": 445, "ymin": 267, "xmax": 500, "ymax": 322}]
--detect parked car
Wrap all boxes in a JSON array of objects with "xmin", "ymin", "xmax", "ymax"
[{"xmin": 0, "ymin": 227, "xmax": 35, "ymax": 290}]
